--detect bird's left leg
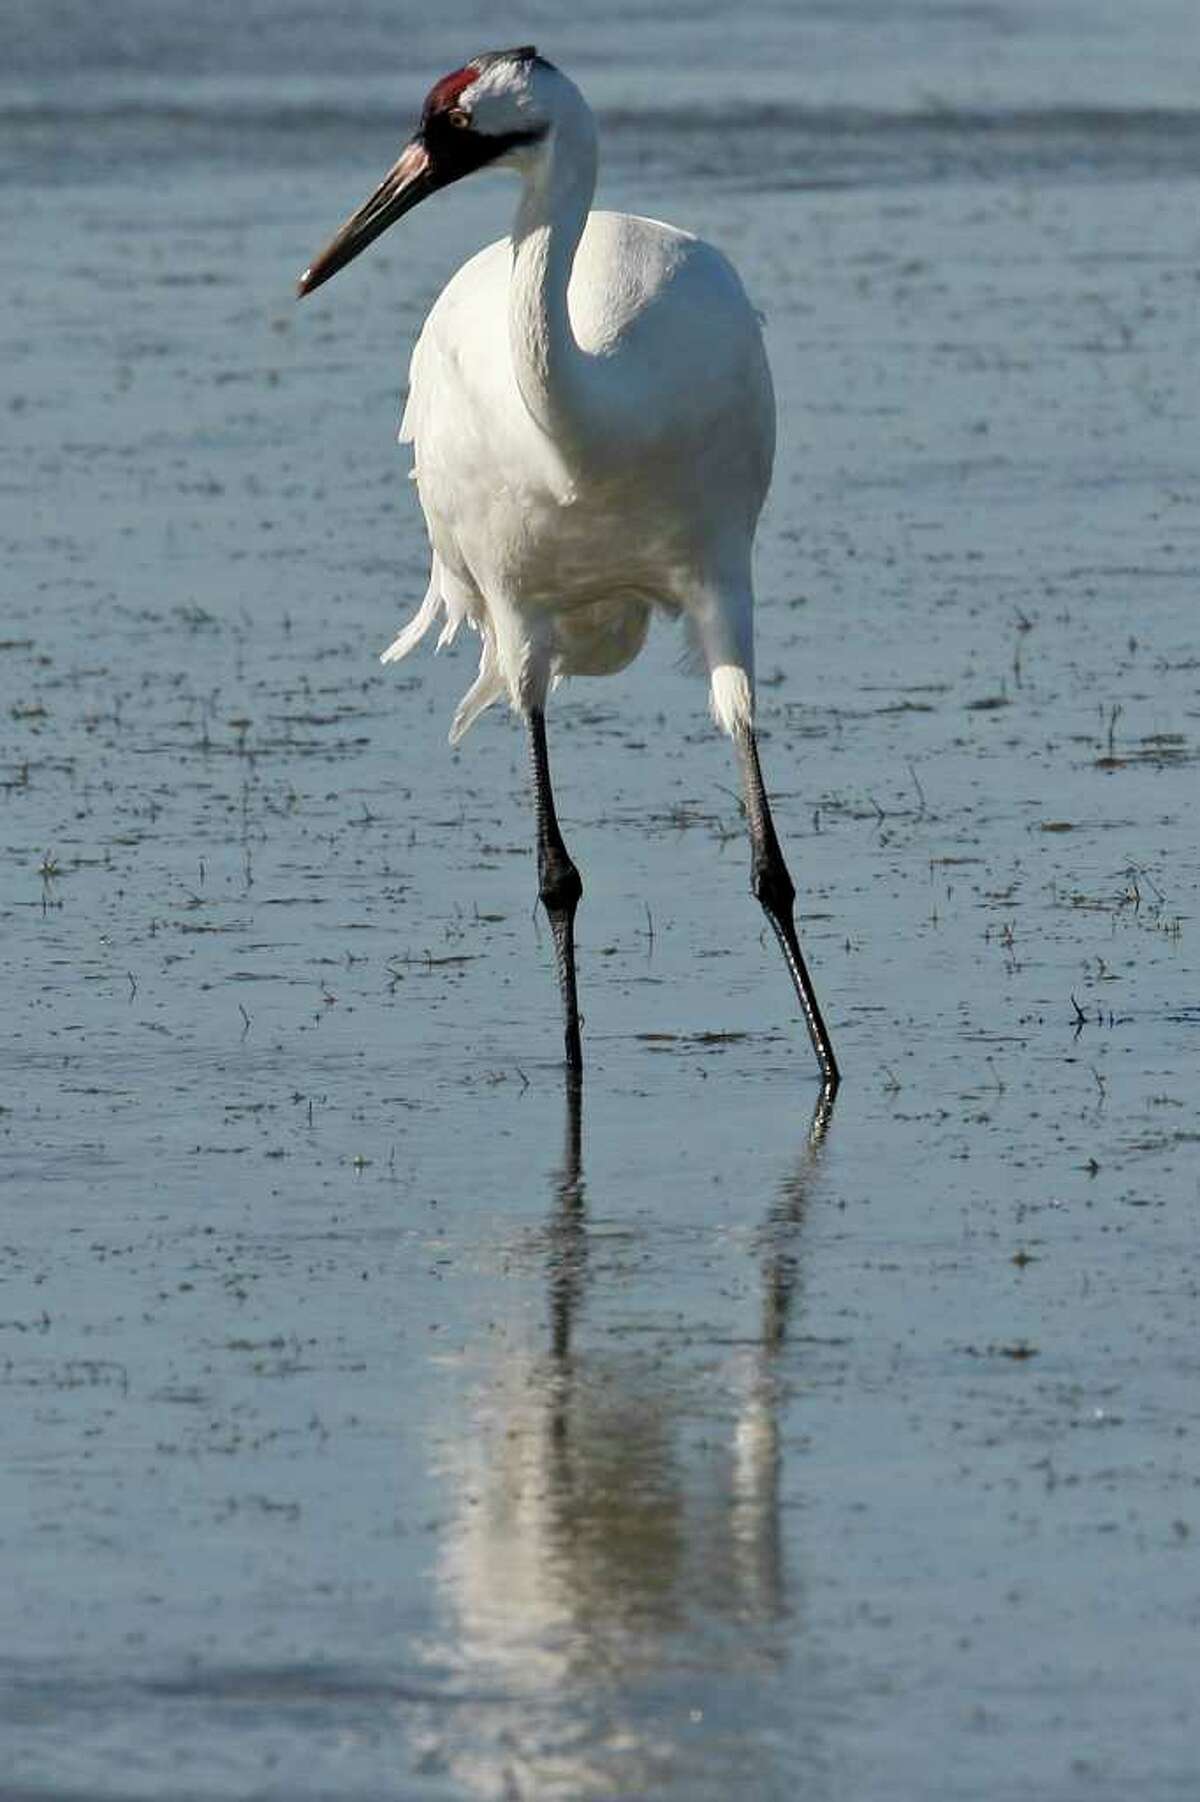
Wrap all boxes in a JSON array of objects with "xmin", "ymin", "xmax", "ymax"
[
  {"xmin": 526, "ymin": 707, "xmax": 584, "ymax": 1074},
  {"xmin": 733, "ymin": 723, "xmax": 839, "ymax": 1095}
]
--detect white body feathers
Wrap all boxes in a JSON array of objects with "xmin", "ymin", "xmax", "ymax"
[{"xmin": 379, "ymin": 65, "xmax": 775, "ymax": 742}]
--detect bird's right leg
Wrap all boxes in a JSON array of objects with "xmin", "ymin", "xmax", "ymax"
[
  {"xmin": 733, "ymin": 723, "xmax": 840, "ymax": 1096},
  {"xmin": 526, "ymin": 707, "xmax": 584, "ymax": 1074}
]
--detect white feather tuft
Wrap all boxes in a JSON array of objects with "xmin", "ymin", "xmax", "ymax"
[{"xmin": 708, "ymin": 664, "xmax": 754, "ymax": 736}]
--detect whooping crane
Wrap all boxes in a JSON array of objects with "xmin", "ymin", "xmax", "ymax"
[{"xmin": 298, "ymin": 47, "xmax": 839, "ymax": 1093}]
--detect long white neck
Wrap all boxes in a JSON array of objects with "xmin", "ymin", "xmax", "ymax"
[{"xmin": 508, "ymin": 88, "xmax": 598, "ymax": 450}]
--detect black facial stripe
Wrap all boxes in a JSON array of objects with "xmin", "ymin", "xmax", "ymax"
[{"xmin": 422, "ymin": 118, "xmax": 547, "ymax": 178}]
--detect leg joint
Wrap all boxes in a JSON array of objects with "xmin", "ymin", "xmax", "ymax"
[
  {"xmin": 751, "ymin": 851, "xmax": 794, "ymax": 919},
  {"xmin": 539, "ymin": 849, "xmax": 583, "ymax": 918}
]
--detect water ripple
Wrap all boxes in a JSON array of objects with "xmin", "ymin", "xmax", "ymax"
[{"xmin": 5, "ymin": 96, "xmax": 1200, "ymax": 190}]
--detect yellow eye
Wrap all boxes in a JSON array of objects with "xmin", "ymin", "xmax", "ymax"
[{"xmin": 446, "ymin": 107, "xmax": 471, "ymax": 130}]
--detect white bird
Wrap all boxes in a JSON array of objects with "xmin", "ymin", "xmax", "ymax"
[{"xmin": 298, "ymin": 46, "xmax": 838, "ymax": 1092}]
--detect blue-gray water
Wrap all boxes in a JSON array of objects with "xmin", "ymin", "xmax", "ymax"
[{"xmin": 2, "ymin": 2, "xmax": 1198, "ymax": 1797}]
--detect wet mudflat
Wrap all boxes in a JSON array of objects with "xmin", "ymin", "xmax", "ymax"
[{"xmin": 2, "ymin": 4, "xmax": 1199, "ymax": 1798}]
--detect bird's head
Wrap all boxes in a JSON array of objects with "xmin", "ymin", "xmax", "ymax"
[{"xmin": 297, "ymin": 47, "xmax": 557, "ymax": 297}]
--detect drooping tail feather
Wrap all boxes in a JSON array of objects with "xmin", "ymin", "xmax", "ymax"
[
  {"xmin": 449, "ymin": 631, "xmax": 506, "ymax": 743},
  {"xmin": 379, "ymin": 582, "xmax": 441, "ymax": 666},
  {"xmin": 379, "ymin": 556, "xmax": 506, "ymax": 741},
  {"xmin": 381, "ymin": 555, "xmax": 465, "ymax": 663}
]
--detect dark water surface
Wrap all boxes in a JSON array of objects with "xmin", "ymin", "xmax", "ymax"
[{"xmin": 2, "ymin": 2, "xmax": 1199, "ymax": 1797}]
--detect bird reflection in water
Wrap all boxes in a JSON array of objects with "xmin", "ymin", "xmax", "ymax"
[{"xmin": 419, "ymin": 1080, "xmax": 836, "ymax": 1797}]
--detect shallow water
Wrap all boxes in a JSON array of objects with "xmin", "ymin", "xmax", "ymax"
[{"xmin": 2, "ymin": 2, "xmax": 1199, "ymax": 1797}]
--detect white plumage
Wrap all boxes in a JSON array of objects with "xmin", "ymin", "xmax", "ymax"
[
  {"xmin": 385, "ymin": 205, "xmax": 772, "ymax": 743},
  {"xmin": 299, "ymin": 47, "xmax": 838, "ymax": 1091}
]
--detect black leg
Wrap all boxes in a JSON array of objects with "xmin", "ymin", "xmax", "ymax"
[
  {"xmin": 733, "ymin": 724, "xmax": 839, "ymax": 1094},
  {"xmin": 526, "ymin": 707, "xmax": 584, "ymax": 1073}
]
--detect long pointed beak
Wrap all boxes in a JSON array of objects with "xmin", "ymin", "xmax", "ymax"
[{"xmin": 297, "ymin": 138, "xmax": 436, "ymax": 297}]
